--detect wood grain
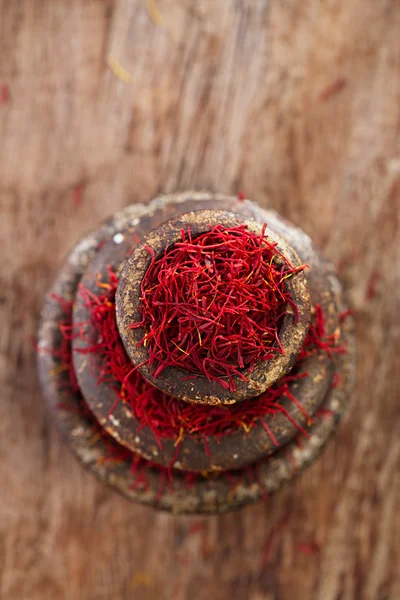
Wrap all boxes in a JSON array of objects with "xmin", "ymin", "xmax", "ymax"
[{"xmin": 0, "ymin": 1, "xmax": 399, "ymax": 599}]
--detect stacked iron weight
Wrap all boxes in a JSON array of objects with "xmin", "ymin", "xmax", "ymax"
[{"xmin": 37, "ymin": 192, "xmax": 355, "ymax": 514}]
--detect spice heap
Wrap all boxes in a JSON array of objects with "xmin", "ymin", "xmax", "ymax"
[
  {"xmin": 75, "ymin": 264, "xmax": 343, "ymax": 451},
  {"xmin": 51, "ymin": 292, "xmax": 267, "ymax": 492},
  {"xmin": 131, "ymin": 224, "xmax": 304, "ymax": 390},
  {"xmin": 51, "ymin": 282, "xmax": 346, "ymax": 495},
  {"xmin": 38, "ymin": 195, "xmax": 355, "ymax": 514}
]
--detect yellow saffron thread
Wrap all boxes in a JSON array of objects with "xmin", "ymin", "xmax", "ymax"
[
  {"xmin": 131, "ymin": 572, "xmax": 152, "ymax": 589},
  {"xmin": 174, "ymin": 427, "xmax": 184, "ymax": 447},
  {"xmin": 50, "ymin": 363, "xmax": 69, "ymax": 376},
  {"xmin": 146, "ymin": 0, "xmax": 164, "ymax": 26},
  {"xmin": 107, "ymin": 55, "xmax": 133, "ymax": 83}
]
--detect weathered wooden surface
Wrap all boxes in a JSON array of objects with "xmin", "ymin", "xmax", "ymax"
[{"xmin": 0, "ymin": 1, "xmax": 399, "ymax": 599}]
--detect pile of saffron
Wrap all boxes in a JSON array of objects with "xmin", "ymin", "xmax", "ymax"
[
  {"xmin": 49, "ymin": 292, "xmax": 264, "ymax": 491},
  {"xmin": 130, "ymin": 224, "xmax": 305, "ymax": 390},
  {"xmin": 75, "ymin": 266, "xmax": 345, "ymax": 450}
]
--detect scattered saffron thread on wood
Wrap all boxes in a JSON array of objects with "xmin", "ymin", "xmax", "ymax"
[
  {"xmin": 146, "ymin": 0, "xmax": 164, "ymax": 25},
  {"xmin": 365, "ymin": 271, "xmax": 381, "ymax": 300},
  {"xmin": 131, "ymin": 572, "xmax": 152, "ymax": 589},
  {"xmin": 72, "ymin": 184, "xmax": 84, "ymax": 207},
  {"xmin": 107, "ymin": 55, "xmax": 133, "ymax": 83},
  {"xmin": 189, "ymin": 521, "xmax": 207, "ymax": 535},
  {"xmin": 1, "ymin": 84, "xmax": 10, "ymax": 104},
  {"xmin": 172, "ymin": 582, "xmax": 183, "ymax": 599},
  {"xmin": 131, "ymin": 224, "xmax": 306, "ymax": 390},
  {"xmin": 237, "ymin": 191, "xmax": 246, "ymax": 202},
  {"xmin": 319, "ymin": 77, "xmax": 347, "ymax": 102},
  {"xmin": 259, "ymin": 512, "xmax": 291, "ymax": 569},
  {"xmin": 178, "ymin": 555, "xmax": 190, "ymax": 568},
  {"xmin": 296, "ymin": 541, "xmax": 321, "ymax": 555}
]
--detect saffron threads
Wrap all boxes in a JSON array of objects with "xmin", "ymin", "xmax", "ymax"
[
  {"xmin": 107, "ymin": 55, "xmax": 133, "ymax": 83},
  {"xmin": 296, "ymin": 541, "xmax": 321, "ymax": 555},
  {"xmin": 44, "ymin": 294, "xmax": 80, "ymax": 392},
  {"xmin": 130, "ymin": 572, "xmax": 152, "ymax": 590},
  {"xmin": 46, "ymin": 290, "xmax": 346, "ymax": 500},
  {"xmin": 319, "ymin": 77, "xmax": 347, "ymax": 101},
  {"xmin": 1, "ymin": 84, "xmax": 10, "ymax": 104},
  {"xmin": 189, "ymin": 521, "xmax": 207, "ymax": 535},
  {"xmin": 259, "ymin": 512, "xmax": 291, "ymax": 569},
  {"xmin": 131, "ymin": 224, "xmax": 305, "ymax": 390},
  {"xmin": 365, "ymin": 271, "xmax": 381, "ymax": 300},
  {"xmin": 330, "ymin": 372, "xmax": 341, "ymax": 389},
  {"xmin": 146, "ymin": 0, "xmax": 164, "ymax": 26},
  {"xmin": 298, "ymin": 304, "xmax": 346, "ymax": 360},
  {"xmin": 315, "ymin": 407, "xmax": 334, "ymax": 419},
  {"xmin": 339, "ymin": 308, "xmax": 354, "ymax": 322},
  {"xmin": 46, "ymin": 311, "xmax": 268, "ymax": 493},
  {"xmin": 75, "ymin": 268, "xmax": 342, "ymax": 448},
  {"xmin": 72, "ymin": 184, "xmax": 84, "ymax": 207},
  {"xmin": 40, "ymin": 213, "xmax": 353, "ymax": 507}
]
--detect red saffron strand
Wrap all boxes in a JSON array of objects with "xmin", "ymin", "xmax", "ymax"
[
  {"xmin": 0, "ymin": 84, "xmax": 10, "ymax": 104},
  {"xmin": 259, "ymin": 512, "xmax": 291, "ymax": 569},
  {"xmin": 72, "ymin": 183, "xmax": 84, "ymax": 207},
  {"xmin": 319, "ymin": 77, "xmax": 347, "ymax": 102},
  {"xmin": 339, "ymin": 308, "xmax": 354, "ymax": 322},
  {"xmin": 365, "ymin": 271, "xmax": 381, "ymax": 300},
  {"xmin": 189, "ymin": 521, "xmax": 207, "ymax": 535},
  {"xmin": 131, "ymin": 224, "xmax": 305, "ymax": 390},
  {"xmin": 296, "ymin": 541, "xmax": 321, "ymax": 555}
]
